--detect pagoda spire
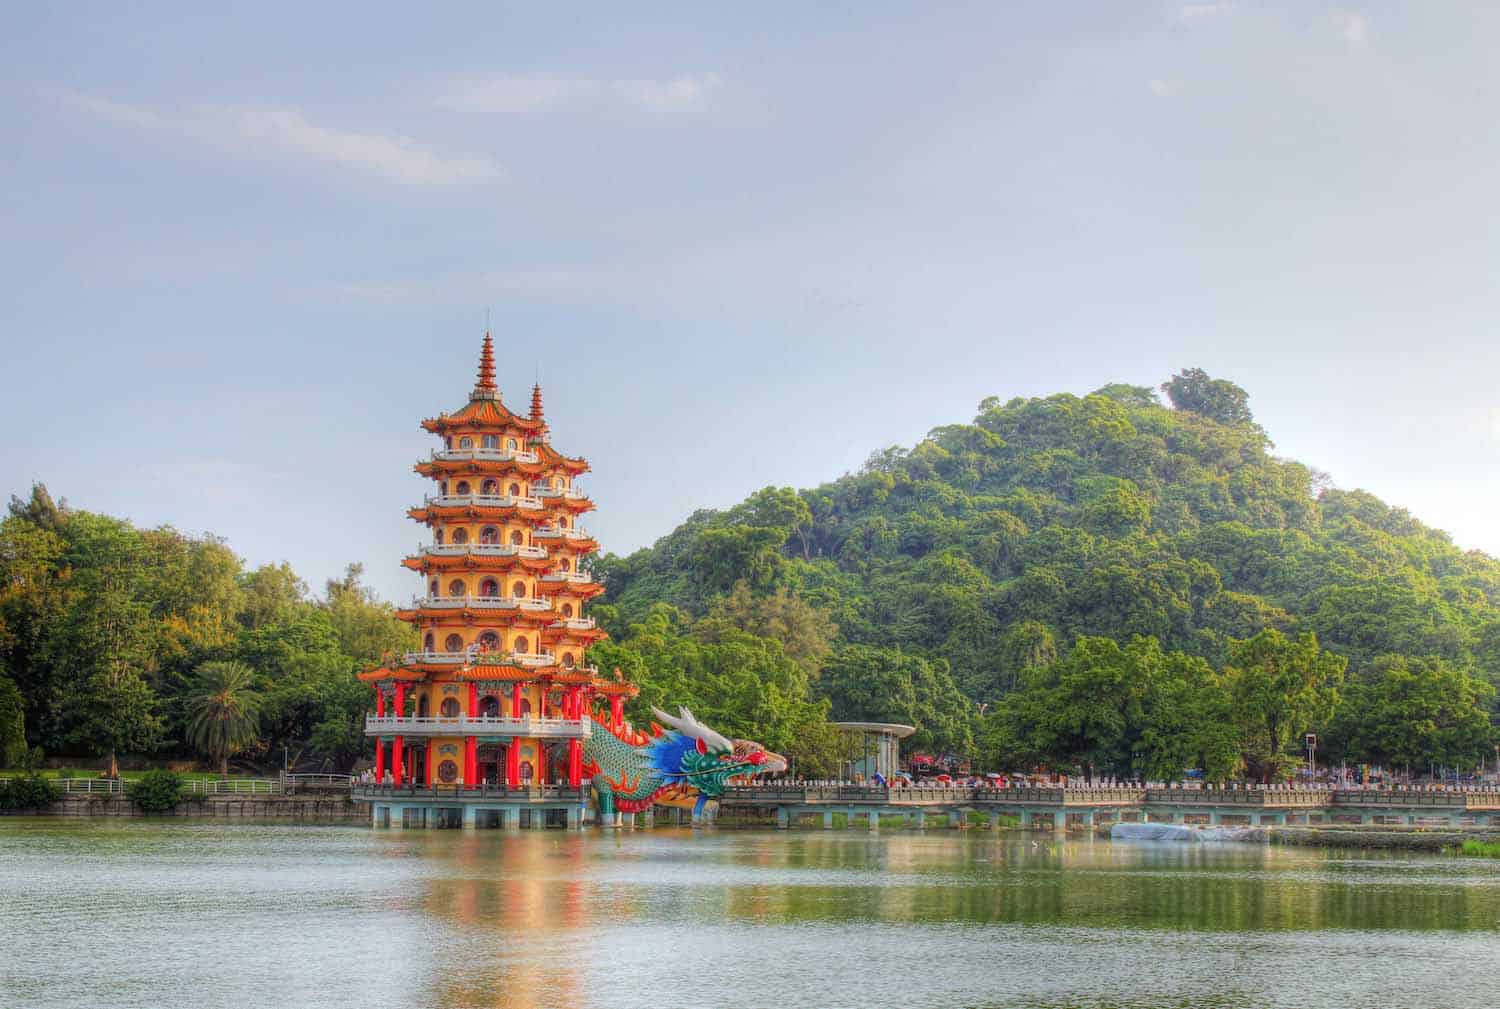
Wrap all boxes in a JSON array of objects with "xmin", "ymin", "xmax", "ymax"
[
  {"xmin": 529, "ymin": 382, "xmax": 544, "ymax": 423},
  {"xmin": 473, "ymin": 332, "xmax": 498, "ymax": 400}
]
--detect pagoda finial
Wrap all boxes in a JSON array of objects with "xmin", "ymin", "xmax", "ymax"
[
  {"xmin": 530, "ymin": 382, "xmax": 544, "ymax": 422},
  {"xmin": 473, "ymin": 332, "xmax": 498, "ymax": 399}
]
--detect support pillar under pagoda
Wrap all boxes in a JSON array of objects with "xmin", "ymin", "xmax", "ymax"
[
  {"xmin": 506, "ymin": 740, "xmax": 520, "ymax": 787},
  {"xmin": 392, "ymin": 735, "xmax": 405, "ymax": 785},
  {"xmin": 375, "ymin": 739, "xmax": 385, "ymax": 781},
  {"xmin": 465, "ymin": 682, "xmax": 478, "ymax": 788}
]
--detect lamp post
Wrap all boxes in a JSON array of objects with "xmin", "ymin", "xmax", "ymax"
[{"xmin": 1305, "ymin": 733, "xmax": 1317, "ymax": 783}]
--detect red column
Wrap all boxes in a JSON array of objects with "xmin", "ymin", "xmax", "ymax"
[
  {"xmin": 511, "ymin": 682, "xmax": 522, "ymax": 718},
  {"xmin": 610, "ymin": 696, "xmax": 624, "ymax": 732},
  {"xmin": 567, "ymin": 738, "xmax": 581, "ymax": 788},
  {"xmin": 394, "ymin": 683, "xmax": 407, "ymax": 717},
  {"xmin": 375, "ymin": 739, "xmax": 385, "ymax": 780},
  {"xmin": 465, "ymin": 736, "xmax": 477, "ymax": 789},
  {"xmin": 506, "ymin": 741, "xmax": 519, "ymax": 787},
  {"xmin": 376, "ymin": 689, "xmax": 386, "ymax": 718},
  {"xmin": 467, "ymin": 682, "xmax": 478, "ymax": 717},
  {"xmin": 392, "ymin": 735, "xmax": 405, "ymax": 785}
]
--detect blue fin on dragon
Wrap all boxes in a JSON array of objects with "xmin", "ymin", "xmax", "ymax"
[{"xmin": 583, "ymin": 706, "xmax": 786, "ymax": 819}]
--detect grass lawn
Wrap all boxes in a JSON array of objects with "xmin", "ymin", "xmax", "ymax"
[{"xmin": 1457, "ymin": 839, "xmax": 1500, "ymax": 858}]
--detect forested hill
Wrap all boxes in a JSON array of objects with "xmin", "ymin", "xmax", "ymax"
[{"xmin": 595, "ymin": 369, "xmax": 1500, "ymax": 771}]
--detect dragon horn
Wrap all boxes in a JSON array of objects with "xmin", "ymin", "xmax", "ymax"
[{"xmin": 651, "ymin": 706, "xmax": 733, "ymax": 753}]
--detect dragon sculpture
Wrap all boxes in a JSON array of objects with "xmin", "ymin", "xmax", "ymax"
[{"xmin": 582, "ymin": 706, "xmax": 786, "ymax": 819}]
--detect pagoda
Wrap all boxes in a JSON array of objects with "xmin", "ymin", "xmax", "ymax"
[{"xmin": 357, "ymin": 333, "xmax": 636, "ymax": 812}]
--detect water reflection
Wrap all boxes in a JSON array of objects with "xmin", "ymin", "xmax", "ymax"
[{"xmin": 3, "ymin": 821, "xmax": 1499, "ymax": 1009}]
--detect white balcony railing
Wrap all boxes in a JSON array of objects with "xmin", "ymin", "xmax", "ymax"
[
  {"xmin": 420, "ymin": 543, "xmax": 548, "ymax": 559},
  {"xmin": 409, "ymin": 595, "xmax": 553, "ymax": 611},
  {"xmin": 431, "ymin": 447, "xmax": 540, "ymax": 464},
  {"xmin": 422, "ymin": 494, "xmax": 543, "ymax": 511},
  {"xmin": 553, "ymin": 617, "xmax": 597, "ymax": 631},
  {"xmin": 364, "ymin": 714, "xmax": 590, "ymax": 739},
  {"xmin": 402, "ymin": 650, "xmax": 470, "ymax": 665},
  {"xmin": 401, "ymin": 648, "xmax": 557, "ymax": 667},
  {"xmin": 539, "ymin": 571, "xmax": 594, "ymax": 585},
  {"xmin": 531, "ymin": 525, "xmax": 594, "ymax": 542}
]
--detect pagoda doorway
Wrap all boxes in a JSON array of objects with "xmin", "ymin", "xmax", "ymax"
[
  {"xmin": 544, "ymin": 740, "xmax": 570, "ymax": 785},
  {"xmin": 477, "ymin": 744, "xmax": 505, "ymax": 787}
]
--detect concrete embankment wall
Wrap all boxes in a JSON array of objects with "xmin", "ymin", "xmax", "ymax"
[
  {"xmin": 30, "ymin": 794, "xmax": 365, "ymax": 822},
  {"xmin": 1272, "ymin": 825, "xmax": 1500, "ymax": 852}
]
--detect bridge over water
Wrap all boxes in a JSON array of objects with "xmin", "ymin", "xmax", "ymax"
[{"xmin": 718, "ymin": 784, "xmax": 1500, "ymax": 830}]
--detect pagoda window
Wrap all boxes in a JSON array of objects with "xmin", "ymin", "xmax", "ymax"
[
  {"xmin": 478, "ymin": 631, "xmax": 500, "ymax": 651},
  {"xmin": 510, "ymin": 530, "xmax": 523, "ymax": 546},
  {"xmin": 562, "ymin": 653, "xmax": 575, "ymax": 669},
  {"xmin": 481, "ymin": 479, "xmax": 499, "ymax": 495},
  {"xmin": 448, "ymin": 579, "xmax": 465, "ymax": 597},
  {"xmin": 437, "ymin": 760, "xmax": 459, "ymax": 784},
  {"xmin": 440, "ymin": 698, "xmax": 461, "ymax": 718},
  {"xmin": 559, "ymin": 558, "xmax": 571, "ymax": 572},
  {"xmin": 456, "ymin": 480, "xmax": 471, "ymax": 495},
  {"xmin": 424, "ymin": 632, "xmax": 435, "ymax": 651},
  {"xmin": 512, "ymin": 581, "xmax": 527, "ymax": 598},
  {"xmin": 514, "ymin": 636, "xmax": 529, "ymax": 654},
  {"xmin": 558, "ymin": 516, "xmax": 568, "ymax": 528},
  {"xmin": 434, "ymin": 529, "xmax": 444, "ymax": 545},
  {"xmin": 506, "ymin": 438, "xmax": 518, "ymax": 451},
  {"xmin": 479, "ymin": 695, "xmax": 500, "ymax": 717},
  {"xmin": 418, "ymin": 694, "xmax": 430, "ymax": 717},
  {"xmin": 444, "ymin": 633, "xmax": 464, "ymax": 652},
  {"xmin": 479, "ymin": 578, "xmax": 499, "ymax": 597},
  {"xmin": 519, "ymin": 760, "xmax": 533, "ymax": 782},
  {"xmin": 452, "ymin": 528, "xmax": 469, "ymax": 545},
  {"xmin": 560, "ymin": 603, "xmax": 574, "ymax": 618},
  {"xmin": 508, "ymin": 483, "xmax": 521, "ymax": 496},
  {"xmin": 480, "ymin": 526, "xmax": 499, "ymax": 544},
  {"xmin": 555, "ymin": 476, "xmax": 566, "ymax": 489},
  {"xmin": 429, "ymin": 580, "xmax": 439, "ymax": 596},
  {"xmin": 459, "ymin": 436, "xmax": 474, "ymax": 449},
  {"xmin": 518, "ymin": 698, "xmax": 532, "ymax": 716},
  {"xmin": 482, "ymin": 434, "xmax": 499, "ymax": 449}
]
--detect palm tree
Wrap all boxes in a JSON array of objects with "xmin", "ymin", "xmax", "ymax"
[{"xmin": 184, "ymin": 661, "xmax": 262, "ymax": 776}]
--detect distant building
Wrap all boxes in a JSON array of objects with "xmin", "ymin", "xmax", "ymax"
[{"xmin": 834, "ymin": 722, "xmax": 915, "ymax": 780}]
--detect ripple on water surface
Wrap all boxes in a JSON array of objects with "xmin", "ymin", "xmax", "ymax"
[{"xmin": 2, "ymin": 819, "xmax": 1498, "ymax": 1009}]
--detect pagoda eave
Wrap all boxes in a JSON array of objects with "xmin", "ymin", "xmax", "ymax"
[
  {"xmin": 414, "ymin": 460, "xmax": 547, "ymax": 479},
  {"xmin": 398, "ymin": 608, "xmax": 554, "ymax": 627},
  {"xmin": 357, "ymin": 666, "xmax": 427, "ymax": 683}
]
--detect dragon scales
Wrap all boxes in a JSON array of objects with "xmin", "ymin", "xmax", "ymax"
[{"xmin": 583, "ymin": 707, "xmax": 786, "ymax": 819}]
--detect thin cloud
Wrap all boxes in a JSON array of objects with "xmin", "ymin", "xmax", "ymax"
[
  {"xmin": 65, "ymin": 94, "xmax": 503, "ymax": 185},
  {"xmin": 439, "ymin": 73, "xmax": 725, "ymax": 112},
  {"xmin": 1331, "ymin": 11, "xmax": 1371, "ymax": 48},
  {"xmin": 1148, "ymin": 79, "xmax": 1182, "ymax": 98},
  {"xmin": 1179, "ymin": 2, "xmax": 1234, "ymax": 19}
]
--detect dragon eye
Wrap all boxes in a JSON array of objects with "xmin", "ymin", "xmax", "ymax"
[{"xmin": 746, "ymin": 752, "xmax": 766, "ymax": 765}]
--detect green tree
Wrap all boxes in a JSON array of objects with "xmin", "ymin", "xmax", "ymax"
[
  {"xmin": 1224, "ymin": 630, "xmax": 1345, "ymax": 782},
  {"xmin": 1328, "ymin": 657, "xmax": 1494, "ymax": 773},
  {"xmin": 697, "ymin": 580, "xmax": 838, "ymax": 677},
  {"xmin": 0, "ymin": 675, "xmax": 26, "ymax": 767},
  {"xmin": 1161, "ymin": 367, "xmax": 1255, "ymax": 426},
  {"xmin": 817, "ymin": 644, "xmax": 974, "ymax": 757},
  {"xmin": 183, "ymin": 660, "xmax": 262, "ymax": 775}
]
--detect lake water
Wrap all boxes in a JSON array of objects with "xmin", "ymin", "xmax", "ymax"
[{"xmin": 3, "ymin": 819, "xmax": 1499, "ymax": 1009}]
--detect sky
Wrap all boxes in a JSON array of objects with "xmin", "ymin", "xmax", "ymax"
[{"xmin": 2, "ymin": 2, "xmax": 1498, "ymax": 604}]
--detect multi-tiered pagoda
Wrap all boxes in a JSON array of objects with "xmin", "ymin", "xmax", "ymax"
[{"xmin": 358, "ymin": 334, "xmax": 636, "ymax": 811}]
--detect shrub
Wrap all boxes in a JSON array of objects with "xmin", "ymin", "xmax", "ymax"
[
  {"xmin": 127, "ymin": 770, "xmax": 183, "ymax": 814},
  {"xmin": 0, "ymin": 773, "xmax": 60, "ymax": 811}
]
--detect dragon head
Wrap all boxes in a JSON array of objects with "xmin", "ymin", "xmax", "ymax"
[{"xmin": 649, "ymin": 706, "xmax": 786, "ymax": 796}]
